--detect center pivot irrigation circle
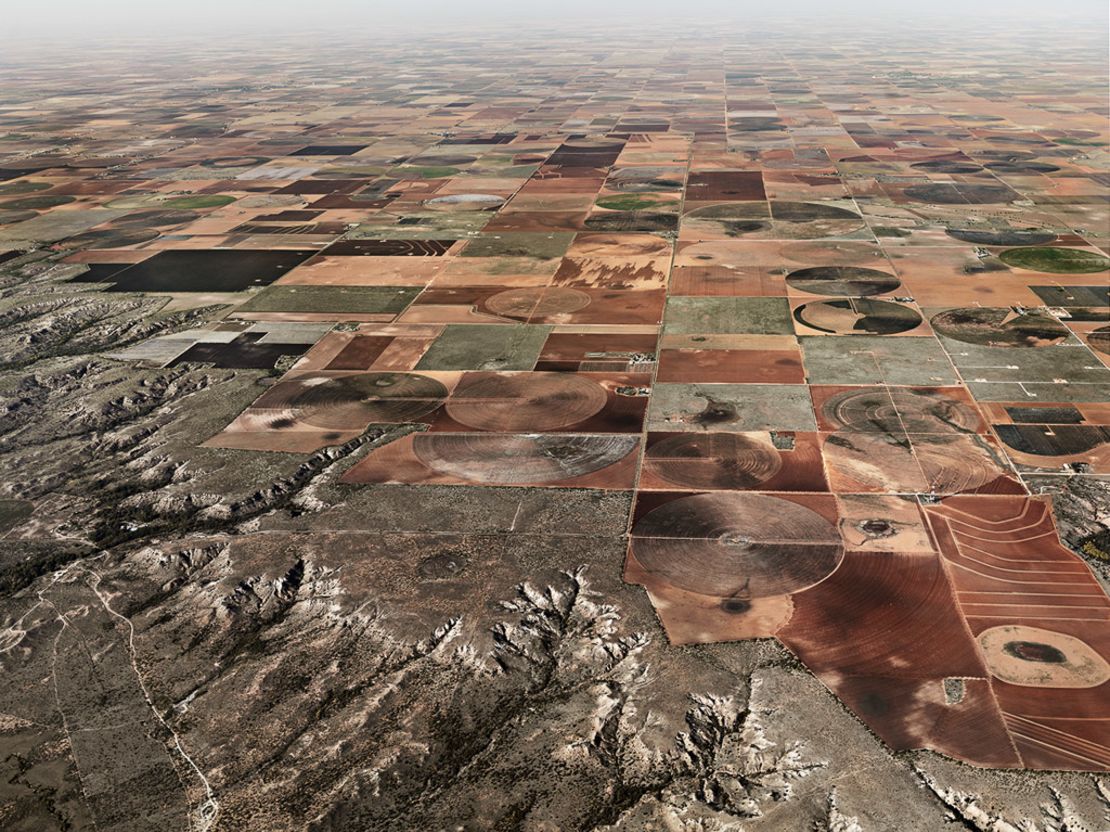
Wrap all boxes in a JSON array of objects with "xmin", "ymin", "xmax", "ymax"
[
  {"xmin": 485, "ymin": 287, "xmax": 591, "ymax": 318},
  {"xmin": 266, "ymin": 372, "xmax": 448, "ymax": 429},
  {"xmin": 785, "ymin": 266, "xmax": 901, "ymax": 297},
  {"xmin": 631, "ymin": 493, "xmax": 843, "ymax": 599},
  {"xmin": 445, "ymin": 372, "xmax": 609, "ymax": 432},
  {"xmin": 413, "ymin": 433, "xmax": 638, "ymax": 484},
  {"xmin": 643, "ymin": 433, "xmax": 783, "ymax": 489}
]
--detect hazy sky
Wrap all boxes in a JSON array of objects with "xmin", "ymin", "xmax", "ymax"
[{"xmin": 6, "ymin": 0, "xmax": 1108, "ymax": 39}]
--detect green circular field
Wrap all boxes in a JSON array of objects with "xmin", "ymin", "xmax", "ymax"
[
  {"xmin": 395, "ymin": 165, "xmax": 460, "ymax": 179},
  {"xmin": 0, "ymin": 194, "xmax": 75, "ymax": 210},
  {"xmin": 595, "ymin": 194, "xmax": 674, "ymax": 211},
  {"xmin": 0, "ymin": 209, "xmax": 37, "ymax": 225},
  {"xmin": 0, "ymin": 181, "xmax": 51, "ymax": 195},
  {"xmin": 161, "ymin": 194, "xmax": 237, "ymax": 209},
  {"xmin": 999, "ymin": 246, "xmax": 1109, "ymax": 274}
]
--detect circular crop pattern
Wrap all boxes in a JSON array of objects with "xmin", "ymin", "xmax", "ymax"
[
  {"xmin": 413, "ymin": 433, "xmax": 637, "ymax": 484},
  {"xmin": 485, "ymin": 287, "xmax": 591, "ymax": 318},
  {"xmin": 643, "ymin": 433, "xmax": 783, "ymax": 490},
  {"xmin": 446, "ymin": 372, "xmax": 608, "ymax": 432},
  {"xmin": 785, "ymin": 266, "xmax": 901, "ymax": 297},
  {"xmin": 999, "ymin": 247, "xmax": 1109, "ymax": 274},
  {"xmin": 945, "ymin": 228, "xmax": 1056, "ymax": 247},
  {"xmin": 794, "ymin": 299, "xmax": 922, "ymax": 335},
  {"xmin": 631, "ymin": 493, "xmax": 842, "ymax": 599},
  {"xmin": 258, "ymin": 373, "xmax": 448, "ymax": 430},
  {"xmin": 930, "ymin": 307, "xmax": 1069, "ymax": 347}
]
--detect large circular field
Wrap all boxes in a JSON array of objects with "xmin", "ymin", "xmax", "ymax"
[{"xmin": 999, "ymin": 247, "xmax": 1110, "ymax": 273}]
